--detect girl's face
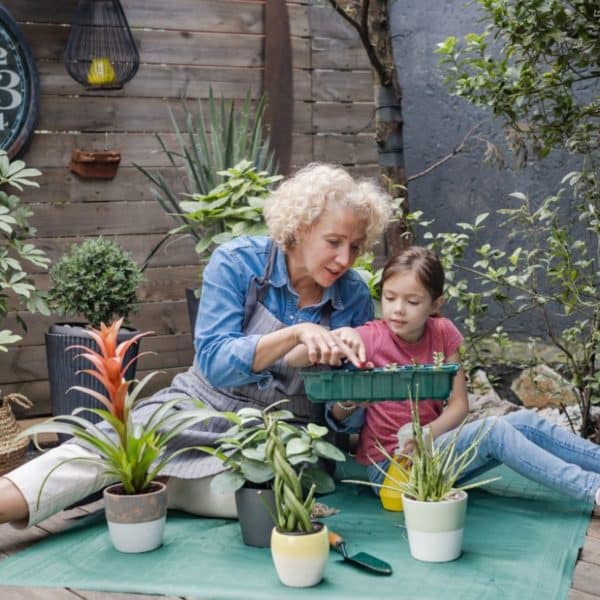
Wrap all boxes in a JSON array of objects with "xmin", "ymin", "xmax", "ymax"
[
  {"xmin": 381, "ymin": 270, "xmax": 443, "ymax": 343},
  {"xmin": 292, "ymin": 203, "xmax": 367, "ymax": 288}
]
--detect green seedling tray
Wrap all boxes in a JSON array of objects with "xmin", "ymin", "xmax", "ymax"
[{"xmin": 300, "ymin": 364, "xmax": 460, "ymax": 403}]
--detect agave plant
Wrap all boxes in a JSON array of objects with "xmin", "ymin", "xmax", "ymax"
[
  {"xmin": 136, "ymin": 88, "xmax": 277, "ymax": 266},
  {"xmin": 22, "ymin": 318, "xmax": 219, "ymax": 499},
  {"xmin": 346, "ymin": 395, "xmax": 498, "ymax": 502}
]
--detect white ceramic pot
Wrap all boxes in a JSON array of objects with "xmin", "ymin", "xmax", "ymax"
[
  {"xmin": 270, "ymin": 522, "xmax": 329, "ymax": 587},
  {"xmin": 103, "ymin": 480, "xmax": 167, "ymax": 553},
  {"xmin": 402, "ymin": 490, "xmax": 468, "ymax": 562}
]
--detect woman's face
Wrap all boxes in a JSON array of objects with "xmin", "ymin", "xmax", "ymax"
[{"xmin": 293, "ymin": 203, "xmax": 368, "ymax": 288}]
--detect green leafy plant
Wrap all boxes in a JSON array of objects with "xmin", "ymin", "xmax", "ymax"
[
  {"xmin": 137, "ymin": 89, "xmax": 277, "ymax": 266},
  {"xmin": 345, "ymin": 395, "xmax": 497, "ymax": 502},
  {"xmin": 21, "ymin": 318, "xmax": 220, "ymax": 498},
  {"xmin": 202, "ymin": 401, "xmax": 345, "ymax": 533},
  {"xmin": 48, "ymin": 237, "xmax": 143, "ymax": 328},
  {"xmin": 164, "ymin": 159, "xmax": 281, "ymax": 260},
  {"xmin": 0, "ymin": 151, "xmax": 50, "ymax": 351},
  {"xmin": 433, "ymin": 0, "xmax": 600, "ymax": 437}
]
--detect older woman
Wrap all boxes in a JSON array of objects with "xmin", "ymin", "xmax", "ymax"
[{"xmin": 0, "ymin": 163, "xmax": 391, "ymax": 526}]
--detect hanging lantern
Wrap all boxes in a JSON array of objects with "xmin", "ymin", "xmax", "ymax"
[{"xmin": 64, "ymin": 0, "xmax": 139, "ymax": 90}]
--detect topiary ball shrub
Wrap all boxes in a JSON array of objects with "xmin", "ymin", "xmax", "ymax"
[{"xmin": 48, "ymin": 237, "xmax": 143, "ymax": 327}]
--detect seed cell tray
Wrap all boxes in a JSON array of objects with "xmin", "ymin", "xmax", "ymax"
[{"xmin": 300, "ymin": 364, "xmax": 460, "ymax": 403}]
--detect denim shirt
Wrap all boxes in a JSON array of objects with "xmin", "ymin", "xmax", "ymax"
[{"xmin": 193, "ymin": 236, "xmax": 374, "ymax": 392}]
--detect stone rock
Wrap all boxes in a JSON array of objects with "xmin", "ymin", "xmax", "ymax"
[
  {"xmin": 467, "ymin": 369, "xmax": 519, "ymax": 423},
  {"xmin": 511, "ymin": 365, "xmax": 578, "ymax": 409},
  {"xmin": 535, "ymin": 404, "xmax": 600, "ymax": 433}
]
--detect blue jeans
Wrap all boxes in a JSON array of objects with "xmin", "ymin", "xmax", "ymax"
[{"xmin": 367, "ymin": 409, "xmax": 600, "ymax": 503}]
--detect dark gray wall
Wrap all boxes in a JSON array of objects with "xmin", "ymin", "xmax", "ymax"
[{"xmin": 389, "ymin": 0, "xmax": 580, "ymax": 337}]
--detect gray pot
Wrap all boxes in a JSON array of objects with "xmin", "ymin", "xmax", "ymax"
[
  {"xmin": 45, "ymin": 323, "xmax": 140, "ymax": 431},
  {"xmin": 235, "ymin": 486, "xmax": 276, "ymax": 548}
]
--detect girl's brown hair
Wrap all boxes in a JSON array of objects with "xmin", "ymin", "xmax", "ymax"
[{"xmin": 381, "ymin": 246, "xmax": 445, "ymax": 301}]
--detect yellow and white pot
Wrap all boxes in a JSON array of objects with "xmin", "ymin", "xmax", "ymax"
[
  {"xmin": 402, "ymin": 490, "xmax": 468, "ymax": 562},
  {"xmin": 270, "ymin": 522, "xmax": 329, "ymax": 587}
]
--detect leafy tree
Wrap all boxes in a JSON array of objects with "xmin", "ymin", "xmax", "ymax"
[{"xmin": 434, "ymin": 0, "xmax": 600, "ymax": 438}]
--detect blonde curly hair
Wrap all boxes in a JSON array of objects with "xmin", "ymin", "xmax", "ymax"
[{"xmin": 264, "ymin": 163, "xmax": 392, "ymax": 253}]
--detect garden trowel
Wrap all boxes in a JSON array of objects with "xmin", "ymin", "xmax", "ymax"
[{"xmin": 328, "ymin": 531, "xmax": 392, "ymax": 575}]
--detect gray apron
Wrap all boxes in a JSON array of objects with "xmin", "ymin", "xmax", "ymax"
[{"xmin": 132, "ymin": 242, "xmax": 332, "ymax": 479}]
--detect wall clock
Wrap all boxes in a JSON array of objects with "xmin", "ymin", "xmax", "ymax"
[{"xmin": 0, "ymin": 6, "xmax": 39, "ymax": 158}]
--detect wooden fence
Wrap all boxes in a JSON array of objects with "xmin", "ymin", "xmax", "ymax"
[{"xmin": 2, "ymin": 0, "xmax": 377, "ymax": 417}]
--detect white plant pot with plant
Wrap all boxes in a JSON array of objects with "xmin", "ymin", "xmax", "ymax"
[
  {"xmin": 201, "ymin": 401, "xmax": 344, "ymax": 550},
  {"xmin": 345, "ymin": 396, "xmax": 497, "ymax": 563},
  {"xmin": 21, "ymin": 318, "xmax": 220, "ymax": 553}
]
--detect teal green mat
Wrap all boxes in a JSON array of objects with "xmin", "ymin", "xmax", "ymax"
[{"xmin": 0, "ymin": 465, "xmax": 591, "ymax": 599}]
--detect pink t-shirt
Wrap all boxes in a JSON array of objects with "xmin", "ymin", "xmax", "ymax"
[{"xmin": 355, "ymin": 317, "xmax": 464, "ymax": 465}]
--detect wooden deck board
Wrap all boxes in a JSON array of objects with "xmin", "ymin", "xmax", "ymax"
[{"xmin": 0, "ymin": 504, "xmax": 599, "ymax": 599}]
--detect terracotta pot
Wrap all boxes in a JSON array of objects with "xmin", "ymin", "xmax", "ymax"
[
  {"xmin": 270, "ymin": 522, "xmax": 329, "ymax": 587},
  {"xmin": 69, "ymin": 149, "xmax": 121, "ymax": 179},
  {"xmin": 103, "ymin": 480, "xmax": 167, "ymax": 553}
]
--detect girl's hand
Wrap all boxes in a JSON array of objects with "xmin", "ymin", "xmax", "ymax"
[{"xmin": 330, "ymin": 326, "xmax": 367, "ymax": 368}]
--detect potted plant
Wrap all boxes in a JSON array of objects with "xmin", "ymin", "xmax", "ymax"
[
  {"xmin": 0, "ymin": 151, "xmax": 50, "ymax": 472},
  {"xmin": 345, "ymin": 397, "xmax": 497, "ymax": 563},
  {"xmin": 136, "ymin": 90, "xmax": 279, "ymax": 327},
  {"xmin": 21, "ymin": 318, "xmax": 220, "ymax": 553},
  {"xmin": 45, "ymin": 237, "xmax": 143, "ymax": 423},
  {"xmin": 201, "ymin": 401, "xmax": 344, "ymax": 551}
]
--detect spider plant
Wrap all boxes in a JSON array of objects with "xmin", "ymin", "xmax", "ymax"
[
  {"xmin": 136, "ymin": 88, "xmax": 277, "ymax": 267},
  {"xmin": 346, "ymin": 395, "xmax": 498, "ymax": 502}
]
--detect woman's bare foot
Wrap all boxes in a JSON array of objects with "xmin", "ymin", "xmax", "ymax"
[{"xmin": 0, "ymin": 477, "xmax": 29, "ymax": 525}]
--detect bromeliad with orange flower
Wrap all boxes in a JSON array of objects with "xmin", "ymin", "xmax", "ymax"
[{"xmin": 22, "ymin": 318, "xmax": 220, "ymax": 498}]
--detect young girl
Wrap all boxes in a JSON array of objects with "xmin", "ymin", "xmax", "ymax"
[{"xmin": 331, "ymin": 246, "xmax": 600, "ymax": 505}]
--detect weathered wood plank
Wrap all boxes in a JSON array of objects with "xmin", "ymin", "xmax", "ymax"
[
  {"xmin": 572, "ymin": 561, "xmax": 600, "ymax": 597},
  {"xmin": 9, "ymin": 367, "xmax": 187, "ymax": 418},
  {"xmin": 581, "ymin": 536, "xmax": 600, "ymax": 566},
  {"xmin": 29, "ymin": 201, "xmax": 174, "ymax": 237},
  {"xmin": 0, "ymin": 587, "xmax": 80, "ymax": 599},
  {"xmin": 313, "ymin": 102, "xmax": 375, "ymax": 134},
  {"xmin": 312, "ymin": 36, "xmax": 371, "ymax": 70},
  {"xmin": 0, "ymin": 334, "xmax": 193, "ymax": 385},
  {"xmin": 4, "ymin": 300, "xmax": 192, "ymax": 349},
  {"xmin": 313, "ymin": 133, "xmax": 377, "ymax": 164},
  {"xmin": 313, "ymin": 69, "xmax": 373, "ymax": 103},
  {"xmin": 38, "ymin": 95, "xmax": 313, "ymax": 134},
  {"xmin": 38, "ymin": 62, "xmax": 312, "ymax": 102},
  {"xmin": 0, "ymin": 523, "xmax": 47, "ymax": 558},
  {"xmin": 23, "ymin": 133, "xmax": 313, "ymax": 169},
  {"xmin": 8, "ymin": 0, "xmax": 309, "ymax": 38},
  {"xmin": 569, "ymin": 590, "xmax": 600, "ymax": 600},
  {"xmin": 588, "ymin": 516, "xmax": 600, "ymax": 540},
  {"xmin": 23, "ymin": 24, "xmax": 311, "ymax": 69},
  {"xmin": 18, "ymin": 166, "xmax": 181, "ymax": 205},
  {"xmin": 31, "ymin": 233, "xmax": 197, "ymax": 272},
  {"xmin": 309, "ymin": 2, "xmax": 358, "ymax": 40}
]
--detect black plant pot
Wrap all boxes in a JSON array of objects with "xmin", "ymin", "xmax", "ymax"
[
  {"xmin": 186, "ymin": 286, "xmax": 199, "ymax": 331},
  {"xmin": 45, "ymin": 323, "xmax": 141, "ymax": 437},
  {"xmin": 235, "ymin": 485, "xmax": 276, "ymax": 548}
]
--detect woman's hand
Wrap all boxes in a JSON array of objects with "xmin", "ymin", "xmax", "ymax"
[{"xmin": 293, "ymin": 323, "xmax": 348, "ymax": 366}]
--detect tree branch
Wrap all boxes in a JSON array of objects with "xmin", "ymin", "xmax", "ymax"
[{"xmin": 407, "ymin": 123, "xmax": 481, "ymax": 183}]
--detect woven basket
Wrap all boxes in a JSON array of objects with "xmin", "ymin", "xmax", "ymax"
[{"xmin": 0, "ymin": 393, "xmax": 32, "ymax": 476}]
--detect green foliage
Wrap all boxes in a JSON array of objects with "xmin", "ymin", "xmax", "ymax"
[
  {"xmin": 346, "ymin": 396, "xmax": 497, "ymax": 502},
  {"xmin": 0, "ymin": 151, "xmax": 50, "ymax": 351},
  {"xmin": 436, "ymin": 0, "xmax": 600, "ymax": 160},
  {"xmin": 202, "ymin": 401, "xmax": 345, "ymax": 533},
  {"xmin": 174, "ymin": 159, "xmax": 282, "ymax": 259},
  {"xmin": 137, "ymin": 89, "xmax": 277, "ymax": 266},
  {"xmin": 48, "ymin": 237, "xmax": 143, "ymax": 327},
  {"xmin": 433, "ymin": 0, "xmax": 600, "ymax": 437}
]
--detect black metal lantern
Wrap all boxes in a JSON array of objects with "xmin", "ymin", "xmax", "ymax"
[{"xmin": 64, "ymin": 0, "xmax": 139, "ymax": 90}]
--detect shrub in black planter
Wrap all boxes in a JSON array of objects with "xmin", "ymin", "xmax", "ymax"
[{"xmin": 46, "ymin": 237, "xmax": 144, "ymax": 428}]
